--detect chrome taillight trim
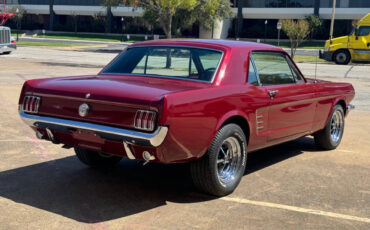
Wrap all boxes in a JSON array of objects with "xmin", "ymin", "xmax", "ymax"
[
  {"xmin": 22, "ymin": 96, "xmax": 41, "ymax": 114},
  {"xmin": 134, "ymin": 110, "xmax": 157, "ymax": 131}
]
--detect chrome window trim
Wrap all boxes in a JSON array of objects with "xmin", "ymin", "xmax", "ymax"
[
  {"xmin": 100, "ymin": 45, "xmax": 225, "ymax": 84},
  {"xmin": 251, "ymin": 50, "xmax": 302, "ymax": 86},
  {"xmin": 248, "ymin": 56, "xmax": 262, "ymax": 86}
]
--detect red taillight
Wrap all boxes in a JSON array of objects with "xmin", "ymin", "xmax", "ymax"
[
  {"xmin": 11, "ymin": 40, "xmax": 16, "ymax": 44},
  {"xmin": 134, "ymin": 110, "xmax": 157, "ymax": 131},
  {"xmin": 22, "ymin": 96, "xmax": 41, "ymax": 113}
]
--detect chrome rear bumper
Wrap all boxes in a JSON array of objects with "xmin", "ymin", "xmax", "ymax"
[{"xmin": 19, "ymin": 111, "xmax": 168, "ymax": 147}]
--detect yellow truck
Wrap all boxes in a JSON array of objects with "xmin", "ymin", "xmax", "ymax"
[{"xmin": 320, "ymin": 13, "xmax": 370, "ymax": 64}]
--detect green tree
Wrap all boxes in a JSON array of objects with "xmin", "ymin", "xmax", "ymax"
[
  {"xmin": 9, "ymin": 5, "xmax": 26, "ymax": 34},
  {"xmin": 128, "ymin": 0, "xmax": 197, "ymax": 38},
  {"xmin": 192, "ymin": 0, "xmax": 234, "ymax": 31},
  {"xmin": 280, "ymin": 19, "xmax": 310, "ymax": 58},
  {"xmin": 305, "ymin": 15, "xmax": 323, "ymax": 39}
]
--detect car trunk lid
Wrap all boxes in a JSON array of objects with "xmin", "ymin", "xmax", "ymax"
[{"xmin": 29, "ymin": 74, "xmax": 207, "ymax": 130}]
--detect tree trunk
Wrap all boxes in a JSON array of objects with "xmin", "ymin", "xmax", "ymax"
[
  {"xmin": 159, "ymin": 15, "xmax": 172, "ymax": 39},
  {"xmin": 167, "ymin": 14, "xmax": 172, "ymax": 39},
  {"xmin": 290, "ymin": 38, "xmax": 294, "ymax": 58}
]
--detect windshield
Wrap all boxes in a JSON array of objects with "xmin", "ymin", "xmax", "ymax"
[{"xmin": 101, "ymin": 46, "xmax": 223, "ymax": 82}]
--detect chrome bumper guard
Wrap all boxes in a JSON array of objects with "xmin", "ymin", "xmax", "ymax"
[{"xmin": 19, "ymin": 111, "xmax": 168, "ymax": 147}]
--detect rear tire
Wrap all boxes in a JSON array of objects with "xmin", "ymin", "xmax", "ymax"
[
  {"xmin": 1, "ymin": 52, "xmax": 11, "ymax": 55},
  {"xmin": 74, "ymin": 147, "xmax": 122, "ymax": 168},
  {"xmin": 314, "ymin": 105, "xmax": 345, "ymax": 150},
  {"xmin": 334, "ymin": 50, "xmax": 350, "ymax": 65},
  {"xmin": 190, "ymin": 124, "xmax": 247, "ymax": 196}
]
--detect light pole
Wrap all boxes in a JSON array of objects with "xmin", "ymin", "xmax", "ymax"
[
  {"xmin": 264, "ymin": 20, "xmax": 268, "ymax": 43},
  {"xmin": 121, "ymin": 17, "xmax": 124, "ymax": 42},
  {"xmin": 16, "ymin": 8, "xmax": 19, "ymax": 41},
  {"xmin": 329, "ymin": 0, "xmax": 336, "ymax": 42}
]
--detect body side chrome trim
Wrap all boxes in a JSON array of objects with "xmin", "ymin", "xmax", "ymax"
[{"xmin": 19, "ymin": 111, "xmax": 168, "ymax": 147}]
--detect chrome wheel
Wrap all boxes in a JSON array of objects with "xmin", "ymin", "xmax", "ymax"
[
  {"xmin": 190, "ymin": 124, "xmax": 247, "ymax": 196},
  {"xmin": 330, "ymin": 110, "xmax": 344, "ymax": 143},
  {"xmin": 217, "ymin": 136, "xmax": 243, "ymax": 186}
]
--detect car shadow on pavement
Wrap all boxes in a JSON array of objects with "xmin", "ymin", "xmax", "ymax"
[
  {"xmin": 0, "ymin": 136, "xmax": 318, "ymax": 223},
  {"xmin": 246, "ymin": 136, "xmax": 318, "ymax": 174}
]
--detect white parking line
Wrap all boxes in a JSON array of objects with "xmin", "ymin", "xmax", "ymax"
[
  {"xmin": 359, "ymin": 190, "xmax": 370, "ymax": 195},
  {"xmin": 221, "ymin": 197, "xmax": 370, "ymax": 223}
]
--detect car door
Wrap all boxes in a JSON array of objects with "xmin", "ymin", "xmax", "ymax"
[
  {"xmin": 251, "ymin": 51, "xmax": 316, "ymax": 143},
  {"xmin": 349, "ymin": 26, "xmax": 370, "ymax": 61},
  {"xmin": 246, "ymin": 58, "xmax": 270, "ymax": 150}
]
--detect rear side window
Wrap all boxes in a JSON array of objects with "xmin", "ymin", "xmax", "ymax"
[
  {"xmin": 252, "ymin": 52, "xmax": 296, "ymax": 85},
  {"xmin": 102, "ymin": 47, "xmax": 223, "ymax": 82}
]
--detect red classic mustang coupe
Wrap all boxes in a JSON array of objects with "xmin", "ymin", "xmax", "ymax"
[{"xmin": 19, "ymin": 40, "xmax": 355, "ymax": 196}]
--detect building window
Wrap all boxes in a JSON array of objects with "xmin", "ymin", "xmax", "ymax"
[
  {"xmin": 321, "ymin": 0, "xmax": 370, "ymax": 8},
  {"xmin": 239, "ymin": 0, "xmax": 314, "ymax": 8}
]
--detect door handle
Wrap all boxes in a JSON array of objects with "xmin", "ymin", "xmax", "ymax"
[{"xmin": 268, "ymin": 90, "xmax": 279, "ymax": 98}]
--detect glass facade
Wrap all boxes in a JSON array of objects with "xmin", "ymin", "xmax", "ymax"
[
  {"xmin": 237, "ymin": 0, "xmax": 315, "ymax": 7},
  {"xmin": 234, "ymin": 0, "xmax": 370, "ymax": 8},
  {"xmin": 320, "ymin": 0, "xmax": 370, "ymax": 7}
]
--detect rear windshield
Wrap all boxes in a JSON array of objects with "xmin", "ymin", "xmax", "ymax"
[{"xmin": 101, "ymin": 47, "xmax": 223, "ymax": 82}]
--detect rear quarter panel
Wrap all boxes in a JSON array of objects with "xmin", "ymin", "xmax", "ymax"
[
  {"xmin": 312, "ymin": 81, "xmax": 355, "ymax": 132},
  {"xmin": 157, "ymin": 85, "xmax": 262, "ymax": 163}
]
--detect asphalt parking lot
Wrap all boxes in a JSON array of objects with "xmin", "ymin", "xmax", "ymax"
[{"xmin": 0, "ymin": 46, "xmax": 370, "ymax": 230}]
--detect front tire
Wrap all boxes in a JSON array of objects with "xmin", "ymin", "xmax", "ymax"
[
  {"xmin": 74, "ymin": 147, "xmax": 122, "ymax": 168},
  {"xmin": 190, "ymin": 124, "xmax": 247, "ymax": 196},
  {"xmin": 314, "ymin": 105, "xmax": 345, "ymax": 150},
  {"xmin": 334, "ymin": 50, "xmax": 350, "ymax": 65}
]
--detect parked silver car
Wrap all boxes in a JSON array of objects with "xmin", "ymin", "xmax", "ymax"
[{"xmin": 0, "ymin": 26, "xmax": 16, "ymax": 55}]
